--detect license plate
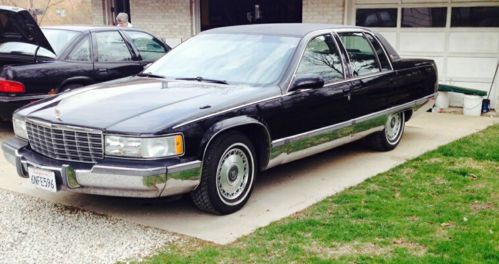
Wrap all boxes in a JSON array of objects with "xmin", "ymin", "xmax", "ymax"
[{"xmin": 28, "ymin": 166, "xmax": 57, "ymax": 192}]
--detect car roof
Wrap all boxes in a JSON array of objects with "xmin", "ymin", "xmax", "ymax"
[
  {"xmin": 203, "ymin": 23, "xmax": 372, "ymax": 37},
  {"xmin": 42, "ymin": 25, "xmax": 144, "ymax": 32}
]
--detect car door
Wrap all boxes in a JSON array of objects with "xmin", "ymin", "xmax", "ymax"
[
  {"xmin": 121, "ymin": 30, "xmax": 170, "ymax": 65},
  {"xmin": 58, "ymin": 33, "xmax": 95, "ymax": 88},
  {"xmin": 337, "ymin": 31, "xmax": 395, "ymax": 118},
  {"xmin": 92, "ymin": 30, "xmax": 143, "ymax": 82},
  {"xmin": 280, "ymin": 33, "xmax": 351, "ymax": 137}
]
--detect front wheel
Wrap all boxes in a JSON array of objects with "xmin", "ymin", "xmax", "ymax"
[
  {"xmin": 191, "ymin": 131, "xmax": 257, "ymax": 214},
  {"xmin": 368, "ymin": 112, "xmax": 405, "ymax": 151}
]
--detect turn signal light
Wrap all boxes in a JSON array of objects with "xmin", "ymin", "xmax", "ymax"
[
  {"xmin": 175, "ymin": 135, "xmax": 184, "ymax": 155},
  {"xmin": 0, "ymin": 78, "xmax": 25, "ymax": 93}
]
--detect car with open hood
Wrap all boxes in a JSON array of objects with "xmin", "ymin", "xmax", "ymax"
[
  {"xmin": 2, "ymin": 24, "xmax": 437, "ymax": 214},
  {"xmin": 0, "ymin": 6, "xmax": 170, "ymax": 120}
]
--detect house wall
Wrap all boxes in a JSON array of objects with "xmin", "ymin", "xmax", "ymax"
[
  {"xmin": 91, "ymin": 0, "xmax": 105, "ymax": 25},
  {"xmin": 130, "ymin": 0, "xmax": 193, "ymax": 45},
  {"xmin": 0, "ymin": 0, "xmax": 92, "ymax": 25},
  {"xmin": 302, "ymin": 0, "xmax": 345, "ymax": 24}
]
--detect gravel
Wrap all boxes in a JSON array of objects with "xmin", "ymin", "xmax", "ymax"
[{"xmin": 0, "ymin": 189, "xmax": 181, "ymax": 264}]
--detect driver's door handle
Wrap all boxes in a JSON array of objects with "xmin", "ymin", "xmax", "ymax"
[{"xmin": 97, "ymin": 68, "xmax": 108, "ymax": 73}]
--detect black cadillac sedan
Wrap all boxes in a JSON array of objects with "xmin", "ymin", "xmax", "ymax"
[
  {"xmin": 0, "ymin": 6, "xmax": 170, "ymax": 120},
  {"xmin": 3, "ymin": 24, "xmax": 437, "ymax": 214}
]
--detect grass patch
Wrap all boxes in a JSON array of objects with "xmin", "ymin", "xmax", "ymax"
[{"xmin": 141, "ymin": 125, "xmax": 499, "ymax": 263}]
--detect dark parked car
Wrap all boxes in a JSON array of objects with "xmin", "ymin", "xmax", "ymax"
[
  {"xmin": 3, "ymin": 24, "xmax": 437, "ymax": 214},
  {"xmin": 0, "ymin": 6, "xmax": 170, "ymax": 120}
]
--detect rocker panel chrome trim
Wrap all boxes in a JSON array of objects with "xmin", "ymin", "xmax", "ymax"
[{"xmin": 265, "ymin": 94, "xmax": 435, "ymax": 169}]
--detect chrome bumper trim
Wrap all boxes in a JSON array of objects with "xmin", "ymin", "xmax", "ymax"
[
  {"xmin": 2, "ymin": 138, "xmax": 202, "ymax": 198},
  {"xmin": 0, "ymin": 95, "xmax": 50, "ymax": 103}
]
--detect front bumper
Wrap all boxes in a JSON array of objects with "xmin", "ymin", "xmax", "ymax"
[{"xmin": 2, "ymin": 137, "xmax": 202, "ymax": 198}]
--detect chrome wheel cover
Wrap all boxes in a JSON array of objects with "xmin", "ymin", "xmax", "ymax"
[
  {"xmin": 216, "ymin": 143, "xmax": 254, "ymax": 205},
  {"xmin": 385, "ymin": 113, "xmax": 403, "ymax": 144}
]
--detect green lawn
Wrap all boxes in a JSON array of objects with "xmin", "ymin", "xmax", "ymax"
[{"xmin": 142, "ymin": 125, "xmax": 499, "ymax": 264}]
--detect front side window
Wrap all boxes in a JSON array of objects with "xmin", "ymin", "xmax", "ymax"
[
  {"xmin": 451, "ymin": 6, "xmax": 499, "ymax": 27},
  {"xmin": 67, "ymin": 36, "xmax": 91, "ymax": 62},
  {"xmin": 297, "ymin": 34, "xmax": 343, "ymax": 83},
  {"xmin": 94, "ymin": 31, "xmax": 132, "ymax": 62},
  {"xmin": 356, "ymin": 8, "xmax": 397, "ymax": 27},
  {"xmin": 402, "ymin": 7, "xmax": 447, "ymax": 27},
  {"xmin": 144, "ymin": 33, "xmax": 300, "ymax": 86},
  {"xmin": 124, "ymin": 31, "xmax": 168, "ymax": 61},
  {"xmin": 339, "ymin": 32, "xmax": 381, "ymax": 77}
]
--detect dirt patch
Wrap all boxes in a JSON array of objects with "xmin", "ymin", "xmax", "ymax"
[
  {"xmin": 424, "ymin": 157, "xmax": 444, "ymax": 164},
  {"xmin": 308, "ymin": 241, "xmax": 390, "ymax": 259},
  {"xmin": 400, "ymin": 167, "xmax": 417, "ymax": 177},
  {"xmin": 392, "ymin": 239, "xmax": 427, "ymax": 256},
  {"xmin": 308, "ymin": 239, "xmax": 427, "ymax": 259},
  {"xmin": 470, "ymin": 201, "xmax": 493, "ymax": 212}
]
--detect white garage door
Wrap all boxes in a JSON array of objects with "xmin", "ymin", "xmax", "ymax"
[{"xmin": 350, "ymin": 0, "xmax": 499, "ymax": 109}]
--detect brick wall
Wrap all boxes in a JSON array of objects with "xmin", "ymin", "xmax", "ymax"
[
  {"xmin": 0, "ymin": 0, "xmax": 93, "ymax": 25},
  {"xmin": 302, "ymin": 0, "xmax": 344, "ymax": 24},
  {"xmin": 130, "ymin": 0, "xmax": 193, "ymax": 44},
  {"xmin": 91, "ymin": 0, "xmax": 104, "ymax": 25}
]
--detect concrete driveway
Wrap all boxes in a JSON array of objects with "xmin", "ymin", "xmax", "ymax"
[{"xmin": 0, "ymin": 113, "xmax": 497, "ymax": 244}]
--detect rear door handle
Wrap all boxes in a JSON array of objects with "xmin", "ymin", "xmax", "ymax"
[{"xmin": 97, "ymin": 68, "xmax": 108, "ymax": 73}]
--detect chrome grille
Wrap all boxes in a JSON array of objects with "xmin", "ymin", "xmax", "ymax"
[{"xmin": 26, "ymin": 120, "xmax": 103, "ymax": 163}]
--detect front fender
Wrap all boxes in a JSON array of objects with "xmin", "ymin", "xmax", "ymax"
[{"xmin": 198, "ymin": 115, "xmax": 271, "ymax": 169}]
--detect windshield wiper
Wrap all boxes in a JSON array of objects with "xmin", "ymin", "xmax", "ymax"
[
  {"xmin": 137, "ymin": 72, "xmax": 166, "ymax": 79},
  {"xmin": 175, "ymin": 76, "xmax": 228, "ymax": 85}
]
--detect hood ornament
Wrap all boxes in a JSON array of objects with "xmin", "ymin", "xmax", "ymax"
[{"xmin": 54, "ymin": 108, "xmax": 62, "ymax": 120}]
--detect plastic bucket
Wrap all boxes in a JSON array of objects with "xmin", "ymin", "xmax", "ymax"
[
  {"xmin": 463, "ymin": 95, "xmax": 482, "ymax": 116},
  {"xmin": 435, "ymin": 91, "xmax": 450, "ymax": 109},
  {"xmin": 482, "ymin": 99, "xmax": 490, "ymax": 113}
]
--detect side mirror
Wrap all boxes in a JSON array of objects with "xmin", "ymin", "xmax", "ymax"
[{"xmin": 289, "ymin": 74, "xmax": 324, "ymax": 92}]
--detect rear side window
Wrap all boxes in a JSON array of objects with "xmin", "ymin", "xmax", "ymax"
[
  {"xmin": 364, "ymin": 33, "xmax": 391, "ymax": 71},
  {"xmin": 339, "ymin": 32, "xmax": 381, "ymax": 77},
  {"xmin": 297, "ymin": 34, "xmax": 344, "ymax": 83},
  {"xmin": 67, "ymin": 36, "xmax": 91, "ymax": 62},
  {"xmin": 94, "ymin": 31, "xmax": 132, "ymax": 62},
  {"xmin": 124, "ymin": 31, "xmax": 168, "ymax": 61}
]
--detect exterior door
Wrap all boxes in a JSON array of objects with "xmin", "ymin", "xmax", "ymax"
[
  {"xmin": 280, "ymin": 33, "xmax": 351, "ymax": 138},
  {"xmin": 92, "ymin": 30, "xmax": 143, "ymax": 83},
  {"xmin": 338, "ymin": 31, "xmax": 394, "ymax": 118}
]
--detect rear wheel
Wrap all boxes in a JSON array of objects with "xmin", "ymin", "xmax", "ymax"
[
  {"xmin": 368, "ymin": 112, "xmax": 405, "ymax": 151},
  {"xmin": 191, "ymin": 131, "xmax": 257, "ymax": 214}
]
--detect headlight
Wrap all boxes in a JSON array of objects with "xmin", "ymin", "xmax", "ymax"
[
  {"xmin": 12, "ymin": 116, "xmax": 28, "ymax": 140},
  {"xmin": 105, "ymin": 135, "xmax": 184, "ymax": 158}
]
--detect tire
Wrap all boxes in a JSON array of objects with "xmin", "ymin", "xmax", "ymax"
[
  {"xmin": 59, "ymin": 83, "xmax": 84, "ymax": 93},
  {"xmin": 191, "ymin": 131, "xmax": 257, "ymax": 215},
  {"xmin": 368, "ymin": 112, "xmax": 405, "ymax": 151}
]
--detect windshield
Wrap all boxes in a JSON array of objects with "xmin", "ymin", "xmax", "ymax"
[
  {"xmin": 144, "ymin": 33, "xmax": 300, "ymax": 86},
  {"xmin": 0, "ymin": 29, "xmax": 78, "ymax": 58}
]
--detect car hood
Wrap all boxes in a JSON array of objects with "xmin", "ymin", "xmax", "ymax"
[
  {"xmin": 23, "ymin": 77, "xmax": 278, "ymax": 134},
  {"xmin": 0, "ymin": 6, "xmax": 54, "ymax": 53}
]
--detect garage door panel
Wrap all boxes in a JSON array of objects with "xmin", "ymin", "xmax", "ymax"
[
  {"xmin": 399, "ymin": 32, "xmax": 446, "ymax": 53},
  {"xmin": 447, "ymin": 57, "xmax": 498, "ymax": 79},
  {"xmin": 449, "ymin": 32, "xmax": 499, "ymax": 53}
]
